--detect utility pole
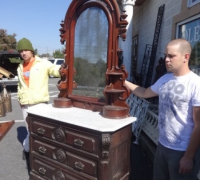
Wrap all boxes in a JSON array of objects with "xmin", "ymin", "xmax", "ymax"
[{"xmin": 47, "ymin": 47, "xmax": 49, "ymax": 58}]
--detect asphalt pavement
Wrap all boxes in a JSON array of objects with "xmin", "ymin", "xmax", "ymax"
[
  {"xmin": 0, "ymin": 78, "xmax": 58, "ymax": 180},
  {"xmin": 0, "ymin": 122, "xmax": 29, "ymax": 180},
  {"xmin": 130, "ymin": 136, "xmax": 153, "ymax": 180},
  {"xmin": 0, "ymin": 78, "xmax": 153, "ymax": 180}
]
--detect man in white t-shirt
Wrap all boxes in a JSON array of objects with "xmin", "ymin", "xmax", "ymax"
[{"xmin": 125, "ymin": 38, "xmax": 200, "ymax": 180}]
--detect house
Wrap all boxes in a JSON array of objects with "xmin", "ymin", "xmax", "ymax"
[{"xmin": 117, "ymin": 0, "xmax": 200, "ymax": 85}]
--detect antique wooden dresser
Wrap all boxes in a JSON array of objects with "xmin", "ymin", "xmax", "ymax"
[{"xmin": 27, "ymin": 104, "xmax": 136, "ymax": 180}]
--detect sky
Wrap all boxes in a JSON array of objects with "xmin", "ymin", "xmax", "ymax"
[{"xmin": 0, "ymin": 1, "xmax": 71, "ymax": 55}]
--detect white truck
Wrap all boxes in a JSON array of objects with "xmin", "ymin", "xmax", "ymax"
[{"xmin": 48, "ymin": 58, "xmax": 64, "ymax": 77}]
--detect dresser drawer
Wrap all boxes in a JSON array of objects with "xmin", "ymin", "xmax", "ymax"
[
  {"xmin": 31, "ymin": 156, "xmax": 97, "ymax": 180},
  {"xmin": 67, "ymin": 152, "xmax": 97, "ymax": 177},
  {"xmin": 31, "ymin": 118, "xmax": 68, "ymax": 143},
  {"xmin": 65, "ymin": 130, "xmax": 98, "ymax": 154},
  {"xmin": 31, "ymin": 118, "xmax": 57, "ymax": 139},
  {"xmin": 33, "ymin": 140, "xmax": 59, "ymax": 161},
  {"xmin": 30, "ymin": 118, "xmax": 99, "ymax": 155},
  {"xmin": 32, "ymin": 139, "xmax": 68, "ymax": 164},
  {"xmin": 32, "ymin": 138, "xmax": 97, "ymax": 177},
  {"xmin": 30, "ymin": 172, "xmax": 46, "ymax": 180},
  {"xmin": 32, "ymin": 158, "xmax": 56, "ymax": 179}
]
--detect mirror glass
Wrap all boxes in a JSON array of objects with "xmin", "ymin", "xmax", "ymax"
[{"xmin": 73, "ymin": 7, "xmax": 108, "ymax": 99}]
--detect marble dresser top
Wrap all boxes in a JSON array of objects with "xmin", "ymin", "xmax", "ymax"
[{"xmin": 27, "ymin": 104, "xmax": 136, "ymax": 132}]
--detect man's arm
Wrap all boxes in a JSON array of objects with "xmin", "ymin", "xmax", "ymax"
[
  {"xmin": 179, "ymin": 106, "xmax": 200, "ymax": 174},
  {"xmin": 47, "ymin": 61, "xmax": 61, "ymax": 78},
  {"xmin": 125, "ymin": 80, "xmax": 158, "ymax": 98}
]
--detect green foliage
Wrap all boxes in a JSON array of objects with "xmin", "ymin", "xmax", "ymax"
[
  {"xmin": 74, "ymin": 57, "xmax": 106, "ymax": 88},
  {"xmin": 53, "ymin": 49, "xmax": 64, "ymax": 58},
  {"xmin": 0, "ymin": 29, "xmax": 17, "ymax": 50},
  {"xmin": 40, "ymin": 53, "xmax": 50, "ymax": 58}
]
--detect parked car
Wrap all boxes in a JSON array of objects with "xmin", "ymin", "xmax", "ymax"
[{"xmin": 48, "ymin": 58, "xmax": 64, "ymax": 77}]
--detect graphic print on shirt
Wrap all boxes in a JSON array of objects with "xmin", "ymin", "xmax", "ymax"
[
  {"xmin": 23, "ymin": 71, "xmax": 30, "ymax": 78},
  {"xmin": 158, "ymin": 79, "xmax": 188, "ymax": 147}
]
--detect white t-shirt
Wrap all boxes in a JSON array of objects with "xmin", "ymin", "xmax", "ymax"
[{"xmin": 151, "ymin": 71, "xmax": 200, "ymax": 151}]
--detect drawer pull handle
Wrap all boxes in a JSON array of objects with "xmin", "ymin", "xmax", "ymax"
[
  {"xmin": 39, "ymin": 167, "xmax": 46, "ymax": 175},
  {"xmin": 75, "ymin": 161, "xmax": 84, "ymax": 170},
  {"xmin": 39, "ymin": 146, "xmax": 46, "ymax": 154},
  {"xmin": 74, "ymin": 139, "xmax": 84, "ymax": 147},
  {"xmin": 37, "ymin": 127, "xmax": 45, "ymax": 135}
]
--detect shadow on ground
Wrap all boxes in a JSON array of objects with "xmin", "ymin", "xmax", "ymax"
[
  {"xmin": 17, "ymin": 126, "xmax": 27, "ymax": 145},
  {"xmin": 130, "ymin": 135, "xmax": 153, "ymax": 180}
]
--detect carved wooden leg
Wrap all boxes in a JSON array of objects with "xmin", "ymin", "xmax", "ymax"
[{"xmin": 0, "ymin": 120, "xmax": 15, "ymax": 141}]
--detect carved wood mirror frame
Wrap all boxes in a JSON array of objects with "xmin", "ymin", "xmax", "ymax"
[{"xmin": 56, "ymin": 0, "xmax": 130, "ymax": 119}]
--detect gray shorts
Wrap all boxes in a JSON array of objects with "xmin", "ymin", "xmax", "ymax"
[{"xmin": 153, "ymin": 143, "xmax": 200, "ymax": 180}]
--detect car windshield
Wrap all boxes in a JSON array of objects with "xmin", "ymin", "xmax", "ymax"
[{"xmin": 56, "ymin": 60, "xmax": 64, "ymax": 65}]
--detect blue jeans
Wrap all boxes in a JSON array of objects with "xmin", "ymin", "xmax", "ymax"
[{"xmin": 153, "ymin": 143, "xmax": 200, "ymax": 180}]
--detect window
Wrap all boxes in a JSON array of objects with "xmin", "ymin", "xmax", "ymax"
[
  {"xmin": 56, "ymin": 60, "xmax": 64, "ymax": 65},
  {"xmin": 49, "ymin": 59, "xmax": 55, "ymax": 64},
  {"xmin": 176, "ymin": 14, "xmax": 200, "ymax": 75},
  {"xmin": 187, "ymin": 0, "xmax": 200, "ymax": 8}
]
